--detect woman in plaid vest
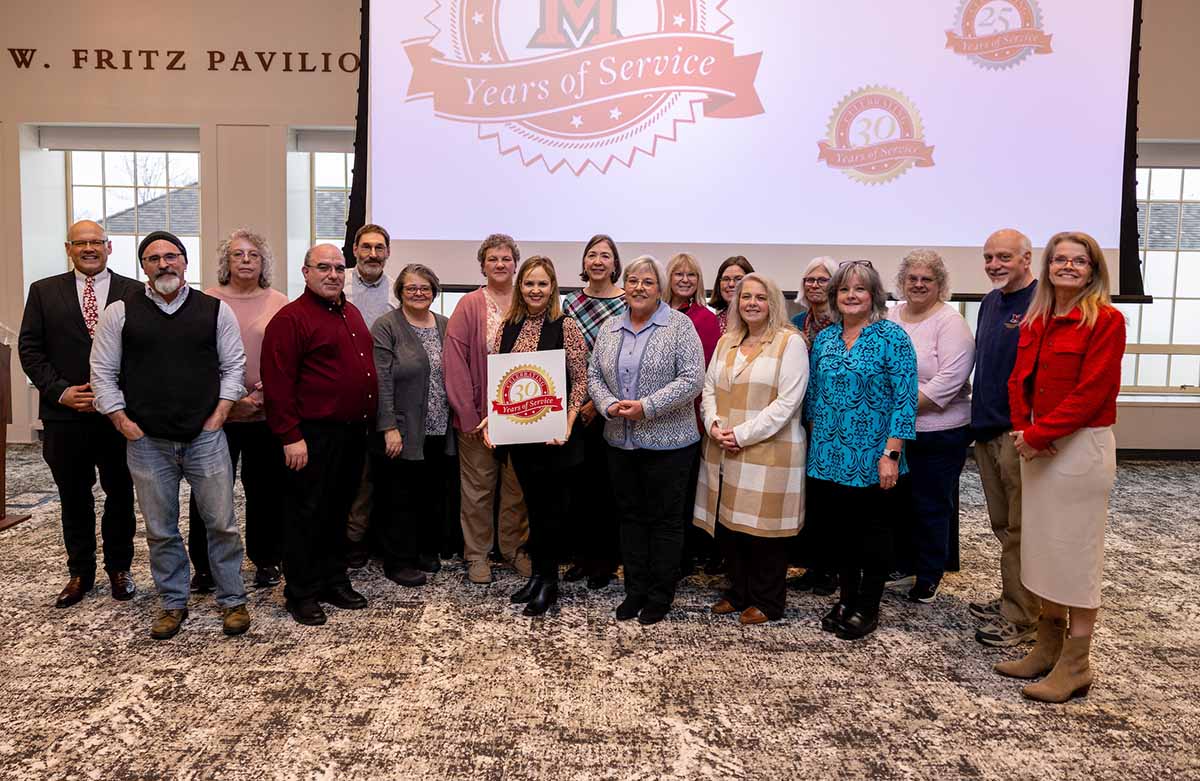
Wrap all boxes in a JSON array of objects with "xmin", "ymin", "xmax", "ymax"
[{"xmin": 694, "ymin": 274, "xmax": 809, "ymax": 624}]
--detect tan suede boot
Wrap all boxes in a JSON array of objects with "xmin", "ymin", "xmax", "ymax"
[
  {"xmin": 994, "ymin": 617, "xmax": 1067, "ymax": 679},
  {"xmin": 1022, "ymin": 634, "xmax": 1094, "ymax": 702}
]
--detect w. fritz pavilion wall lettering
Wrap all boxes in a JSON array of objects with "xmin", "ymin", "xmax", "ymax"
[{"xmin": 5, "ymin": 48, "xmax": 360, "ymax": 73}]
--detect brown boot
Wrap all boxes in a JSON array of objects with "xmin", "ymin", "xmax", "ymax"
[
  {"xmin": 1022, "ymin": 634, "xmax": 1094, "ymax": 703},
  {"xmin": 994, "ymin": 617, "xmax": 1067, "ymax": 679}
]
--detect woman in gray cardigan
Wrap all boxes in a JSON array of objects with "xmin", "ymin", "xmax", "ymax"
[
  {"xmin": 371, "ymin": 264, "xmax": 456, "ymax": 588},
  {"xmin": 588, "ymin": 256, "xmax": 705, "ymax": 625}
]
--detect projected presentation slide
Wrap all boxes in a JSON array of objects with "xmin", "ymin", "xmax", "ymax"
[{"xmin": 370, "ymin": 1, "xmax": 1136, "ymax": 279}]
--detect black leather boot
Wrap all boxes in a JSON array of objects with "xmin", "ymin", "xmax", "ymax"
[
  {"xmin": 523, "ymin": 579, "xmax": 558, "ymax": 616},
  {"xmin": 835, "ymin": 571, "xmax": 883, "ymax": 640},
  {"xmin": 510, "ymin": 574, "xmax": 543, "ymax": 604}
]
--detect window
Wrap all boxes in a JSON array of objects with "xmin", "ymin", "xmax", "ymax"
[
  {"xmin": 67, "ymin": 151, "xmax": 202, "ymax": 284},
  {"xmin": 312, "ymin": 152, "xmax": 353, "ymax": 245},
  {"xmin": 1126, "ymin": 167, "xmax": 1200, "ymax": 393}
]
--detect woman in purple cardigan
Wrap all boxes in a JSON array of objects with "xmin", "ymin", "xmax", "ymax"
[{"xmin": 444, "ymin": 234, "xmax": 530, "ymax": 586}]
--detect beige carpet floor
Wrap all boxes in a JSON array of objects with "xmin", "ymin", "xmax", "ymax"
[{"xmin": 1, "ymin": 444, "xmax": 1198, "ymax": 780}]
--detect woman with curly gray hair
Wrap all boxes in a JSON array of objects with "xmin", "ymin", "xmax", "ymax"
[
  {"xmin": 186, "ymin": 229, "xmax": 289, "ymax": 592},
  {"xmin": 885, "ymin": 249, "xmax": 975, "ymax": 604}
]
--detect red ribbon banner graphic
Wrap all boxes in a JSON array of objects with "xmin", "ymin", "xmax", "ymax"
[
  {"xmin": 945, "ymin": 29, "xmax": 1053, "ymax": 56},
  {"xmin": 405, "ymin": 33, "xmax": 763, "ymax": 122},
  {"xmin": 817, "ymin": 140, "xmax": 936, "ymax": 169},
  {"xmin": 491, "ymin": 395, "xmax": 564, "ymax": 417}
]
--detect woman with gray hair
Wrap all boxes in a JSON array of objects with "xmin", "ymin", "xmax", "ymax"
[
  {"xmin": 886, "ymin": 249, "xmax": 975, "ymax": 603},
  {"xmin": 588, "ymin": 256, "xmax": 705, "ymax": 625},
  {"xmin": 804, "ymin": 261, "xmax": 918, "ymax": 639},
  {"xmin": 791, "ymin": 256, "xmax": 839, "ymax": 348},
  {"xmin": 186, "ymin": 229, "xmax": 289, "ymax": 591}
]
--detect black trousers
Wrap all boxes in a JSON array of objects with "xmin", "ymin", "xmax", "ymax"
[
  {"xmin": 722, "ymin": 529, "xmax": 790, "ymax": 620},
  {"xmin": 681, "ymin": 441, "xmax": 714, "ymax": 565},
  {"xmin": 564, "ymin": 416, "xmax": 619, "ymax": 575},
  {"xmin": 809, "ymin": 477, "xmax": 896, "ymax": 615},
  {"xmin": 282, "ymin": 421, "xmax": 366, "ymax": 602},
  {"xmin": 510, "ymin": 444, "xmax": 571, "ymax": 580},
  {"xmin": 187, "ymin": 421, "xmax": 285, "ymax": 573},
  {"xmin": 42, "ymin": 418, "xmax": 136, "ymax": 579},
  {"xmin": 376, "ymin": 435, "xmax": 451, "ymax": 571},
  {"xmin": 608, "ymin": 443, "xmax": 698, "ymax": 608}
]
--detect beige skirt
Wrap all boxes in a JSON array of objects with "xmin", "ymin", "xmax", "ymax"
[{"xmin": 1020, "ymin": 426, "xmax": 1116, "ymax": 609}]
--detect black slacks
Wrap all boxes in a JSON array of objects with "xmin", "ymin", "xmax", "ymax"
[
  {"xmin": 42, "ymin": 418, "xmax": 136, "ymax": 579},
  {"xmin": 722, "ymin": 528, "xmax": 790, "ymax": 620},
  {"xmin": 509, "ymin": 443, "xmax": 571, "ymax": 579},
  {"xmin": 809, "ymin": 477, "xmax": 896, "ymax": 613},
  {"xmin": 282, "ymin": 421, "xmax": 366, "ymax": 602},
  {"xmin": 376, "ymin": 434, "xmax": 451, "ymax": 571},
  {"xmin": 564, "ymin": 416, "xmax": 619, "ymax": 575},
  {"xmin": 187, "ymin": 420, "xmax": 285, "ymax": 573},
  {"xmin": 607, "ymin": 442, "xmax": 698, "ymax": 609}
]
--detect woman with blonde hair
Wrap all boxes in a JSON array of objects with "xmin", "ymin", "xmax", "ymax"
[
  {"xmin": 695, "ymin": 273, "xmax": 808, "ymax": 624},
  {"xmin": 994, "ymin": 231, "xmax": 1125, "ymax": 702},
  {"xmin": 664, "ymin": 252, "xmax": 721, "ymax": 573},
  {"xmin": 482, "ymin": 256, "xmax": 589, "ymax": 616}
]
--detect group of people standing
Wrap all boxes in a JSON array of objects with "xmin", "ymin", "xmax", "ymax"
[{"xmin": 19, "ymin": 220, "xmax": 1124, "ymax": 703}]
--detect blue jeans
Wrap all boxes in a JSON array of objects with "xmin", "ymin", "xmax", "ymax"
[
  {"xmin": 901, "ymin": 426, "xmax": 971, "ymax": 587},
  {"xmin": 127, "ymin": 429, "xmax": 246, "ymax": 609}
]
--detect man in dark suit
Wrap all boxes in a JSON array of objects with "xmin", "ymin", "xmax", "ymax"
[{"xmin": 18, "ymin": 219, "xmax": 142, "ymax": 608}]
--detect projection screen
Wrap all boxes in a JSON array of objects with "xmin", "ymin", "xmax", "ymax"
[{"xmin": 368, "ymin": 1, "xmax": 1140, "ymax": 295}]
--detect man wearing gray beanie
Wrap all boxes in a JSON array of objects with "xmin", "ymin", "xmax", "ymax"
[{"xmin": 90, "ymin": 230, "xmax": 253, "ymax": 640}]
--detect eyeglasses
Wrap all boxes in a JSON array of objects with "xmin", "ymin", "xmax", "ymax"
[
  {"xmin": 802, "ymin": 276, "xmax": 830, "ymax": 286},
  {"xmin": 142, "ymin": 253, "xmax": 183, "ymax": 264},
  {"xmin": 306, "ymin": 263, "xmax": 347, "ymax": 274},
  {"xmin": 905, "ymin": 275, "xmax": 936, "ymax": 286},
  {"xmin": 230, "ymin": 250, "xmax": 262, "ymax": 261},
  {"xmin": 585, "ymin": 251, "xmax": 614, "ymax": 261},
  {"xmin": 402, "ymin": 285, "xmax": 433, "ymax": 295},
  {"xmin": 626, "ymin": 278, "xmax": 657, "ymax": 289},
  {"xmin": 839, "ymin": 260, "xmax": 874, "ymax": 269},
  {"xmin": 69, "ymin": 239, "xmax": 108, "ymax": 248},
  {"xmin": 357, "ymin": 244, "xmax": 388, "ymax": 255},
  {"xmin": 672, "ymin": 271, "xmax": 699, "ymax": 280},
  {"xmin": 719, "ymin": 275, "xmax": 745, "ymax": 285},
  {"xmin": 1050, "ymin": 255, "xmax": 1092, "ymax": 269}
]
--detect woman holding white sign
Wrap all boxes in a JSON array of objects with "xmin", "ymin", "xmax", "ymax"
[
  {"xmin": 588, "ymin": 256, "xmax": 705, "ymax": 625},
  {"xmin": 485, "ymin": 256, "xmax": 589, "ymax": 616}
]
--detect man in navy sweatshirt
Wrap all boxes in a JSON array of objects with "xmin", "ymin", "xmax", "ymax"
[{"xmin": 969, "ymin": 228, "xmax": 1041, "ymax": 648}]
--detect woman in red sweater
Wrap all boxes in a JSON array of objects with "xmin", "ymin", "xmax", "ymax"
[{"xmin": 995, "ymin": 231, "xmax": 1125, "ymax": 703}]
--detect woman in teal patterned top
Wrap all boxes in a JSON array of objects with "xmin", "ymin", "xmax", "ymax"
[
  {"xmin": 562, "ymin": 235, "xmax": 626, "ymax": 588},
  {"xmin": 804, "ymin": 260, "xmax": 918, "ymax": 640}
]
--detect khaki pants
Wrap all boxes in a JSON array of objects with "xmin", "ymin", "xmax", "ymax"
[
  {"xmin": 975, "ymin": 433, "xmax": 1041, "ymax": 626},
  {"xmin": 346, "ymin": 459, "xmax": 373, "ymax": 543},
  {"xmin": 457, "ymin": 431, "xmax": 527, "ymax": 562}
]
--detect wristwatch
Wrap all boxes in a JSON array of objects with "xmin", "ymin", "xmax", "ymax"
[{"xmin": 883, "ymin": 448, "xmax": 901, "ymax": 461}]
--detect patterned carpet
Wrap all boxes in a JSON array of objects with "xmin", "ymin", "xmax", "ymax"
[{"xmin": 1, "ymin": 443, "xmax": 1198, "ymax": 780}]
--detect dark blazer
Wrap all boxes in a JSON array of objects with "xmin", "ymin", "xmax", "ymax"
[
  {"xmin": 370, "ymin": 309, "xmax": 453, "ymax": 461},
  {"xmin": 18, "ymin": 269, "xmax": 142, "ymax": 423}
]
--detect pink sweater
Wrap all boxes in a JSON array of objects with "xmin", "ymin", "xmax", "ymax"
[
  {"xmin": 887, "ymin": 302, "xmax": 975, "ymax": 432},
  {"xmin": 444, "ymin": 288, "xmax": 491, "ymax": 432},
  {"xmin": 206, "ymin": 285, "xmax": 289, "ymax": 420}
]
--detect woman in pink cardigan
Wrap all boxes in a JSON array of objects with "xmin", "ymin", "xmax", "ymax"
[{"xmin": 444, "ymin": 234, "xmax": 530, "ymax": 585}]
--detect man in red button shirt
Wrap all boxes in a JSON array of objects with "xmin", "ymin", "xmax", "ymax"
[{"xmin": 262, "ymin": 244, "xmax": 378, "ymax": 626}]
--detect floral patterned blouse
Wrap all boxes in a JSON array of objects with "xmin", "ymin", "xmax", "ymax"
[
  {"xmin": 415, "ymin": 325, "xmax": 449, "ymax": 435},
  {"xmin": 491, "ymin": 311, "xmax": 589, "ymax": 417}
]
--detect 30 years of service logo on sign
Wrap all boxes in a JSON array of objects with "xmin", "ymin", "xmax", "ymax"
[
  {"xmin": 402, "ymin": 0, "xmax": 764, "ymax": 175},
  {"xmin": 817, "ymin": 86, "xmax": 935, "ymax": 186}
]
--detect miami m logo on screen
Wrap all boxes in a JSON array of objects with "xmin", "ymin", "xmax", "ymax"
[{"xmin": 529, "ymin": 0, "xmax": 623, "ymax": 48}]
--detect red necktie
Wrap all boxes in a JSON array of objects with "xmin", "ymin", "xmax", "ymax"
[{"xmin": 83, "ymin": 275, "xmax": 99, "ymax": 338}]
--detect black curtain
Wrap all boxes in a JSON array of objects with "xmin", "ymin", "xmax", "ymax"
[{"xmin": 343, "ymin": 0, "xmax": 371, "ymax": 268}]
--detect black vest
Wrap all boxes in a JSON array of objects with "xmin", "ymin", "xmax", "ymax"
[
  {"xmin": 498, "ymin": 315, "xmax": 582, "ymax": 466},
  {"xmin": 120, "ymin": 290, "xmax": 221, "ymax": 442}
]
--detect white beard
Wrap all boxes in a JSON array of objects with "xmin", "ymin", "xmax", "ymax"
[
  {"xmin": 989, "ymin": 274, "xmax": 1010, "ymax": 290},
  {"xmin": 153, "ymin": 273, "xmax": 183, "ymax": 296}
]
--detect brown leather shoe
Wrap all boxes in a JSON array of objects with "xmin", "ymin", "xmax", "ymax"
[
  {"xmin": 739, "ymin": 606, "xmax": 769, "ymax": 625},
  {"xmin": 222, "ymin": 605, "xmax": 251, "ymax": 636},
  {"xmin": 55, "ymin": 576, "xmax": 94, "ymax": 608},
  {"xmin": 108, "ymin": 571, "xmax": 136, "ymax": 601},
  {"xmin": 150, "ymin": 608, "xmax": 188, "ymax": 640},
  {"xmin": 711, "ymin": 598, "xmax": 737, "ymax": 615}
]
